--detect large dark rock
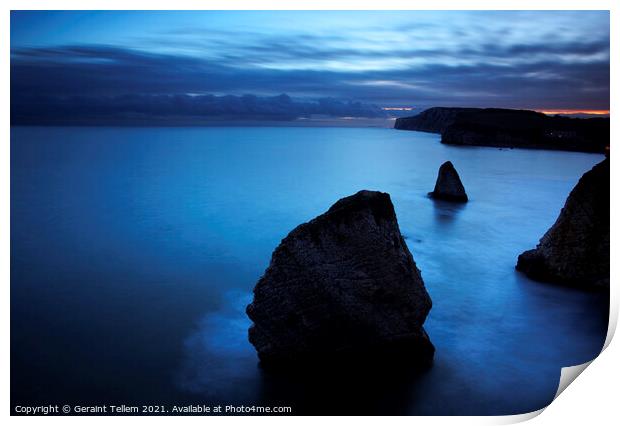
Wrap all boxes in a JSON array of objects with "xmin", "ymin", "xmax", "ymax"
[
  {"xmin": 516, "ymin": 158, "xmax": 609, "ymax": 288},
  {"xmin": 246, "ymin": 190, "xmax": 434, "ymax": 366},
  {"xmin": 395, "ymin": 107, "xmax": 609, "ymax": 154},
  {"xmin": 429, "ymin": 161, "xmax": 468, "ymax": 202}
]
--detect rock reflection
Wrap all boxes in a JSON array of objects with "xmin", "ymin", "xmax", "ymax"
[{"xmin": 431, "ymin": 198, "xmax": 467, "ymax": 224}]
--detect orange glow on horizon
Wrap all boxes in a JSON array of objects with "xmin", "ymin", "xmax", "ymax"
[{"xmin": 536, "ymin": 109, "xmax": 609, "ymax": 116}]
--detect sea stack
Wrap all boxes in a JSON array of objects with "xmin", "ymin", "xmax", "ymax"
[
  {"xmin": 516, "ymin": 158, "xmax": 609, "ymax": 288},
  {"xmin": 246, "ymin": 190, "xmax": 434, "ymax": 366},
  {"xmin": 429, "ymin": 161, "xmax": 468, "ymax": 202}
]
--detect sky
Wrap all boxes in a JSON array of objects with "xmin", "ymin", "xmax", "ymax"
[{"xmin": 10, "ymin": 10, "xmax": 610, "ymax": 124}]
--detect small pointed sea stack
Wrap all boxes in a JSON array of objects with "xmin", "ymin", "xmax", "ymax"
[
  {"xmin": 246, "ymin": 190, "xmax": 434, "ymax": 367},
  {"xmin": 429, "ymin": 161, "xmax": 468, "ymax": 202},
  {"xmin": 516, "ymin": 158, "xmax": 609, "ymax": 288}
]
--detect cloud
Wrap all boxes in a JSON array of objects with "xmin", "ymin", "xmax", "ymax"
[
  {"xmin": 10, "ymin": 13, "xmax": 610, "ymax": 124},
  {"xmin": 11, "ymin": 92, "xmax": 388, "ymax": 125}
]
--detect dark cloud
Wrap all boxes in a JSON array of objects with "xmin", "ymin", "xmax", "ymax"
[
  {"xmin": 11, "ymin": 92, "xmax": 388, "ymax": 125},
  {"xmin": 10, "ymin": 27, "xmax": 610, "ymax": 124}
]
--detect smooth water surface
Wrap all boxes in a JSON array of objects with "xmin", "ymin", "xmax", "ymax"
[{"xmin": 11, "ymin": 126, "xmax": 608, "ymax": 415}]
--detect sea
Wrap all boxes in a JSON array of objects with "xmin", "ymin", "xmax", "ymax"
[{"xmin": 10, "ymin": 126, "xmax": 608, "ymax": 415}]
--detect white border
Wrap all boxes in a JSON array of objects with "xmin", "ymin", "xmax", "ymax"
[{"xmin": 2, "ymin": 1, "xmax": 617, "ymax": 424}]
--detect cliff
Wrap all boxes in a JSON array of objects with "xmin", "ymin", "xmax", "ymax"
[
  {"xmin": 394, "ymin": 107, "xmax": 609, "ymax": 153},
  {"xmin": 394, "ymin": 107, "xmax": 478, "ymax": 133},
  {"xmin": 516, "ymin": 158, "xmax": 609, "ymax": 288}
]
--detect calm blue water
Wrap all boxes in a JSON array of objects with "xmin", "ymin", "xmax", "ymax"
[{"xmin": 11, "ymin": 126, "xmax": 608, "ymax": 415}]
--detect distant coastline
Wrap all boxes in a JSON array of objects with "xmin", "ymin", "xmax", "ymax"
[{"xmin": 394, "ymin": 107, "xmax": 610, "ymax": 153}]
